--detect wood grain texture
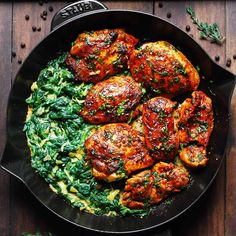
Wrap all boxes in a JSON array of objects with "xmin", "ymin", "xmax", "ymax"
[
  {"xmin": 225, "ymin": 2, "xmax": 236, "ymax": 236},
  {"xmin": 0, "ymin": 2, "xmax": 12, "ymax": 236},
  {"xmin": 102, "ymin": 0, "xmax": 153, "ymax": 13},
  {"xmin": 155, "ymin": 1, "xmax": 226, "ymax": 66},
  {"xmin": 12, "ymin": 1, "xmax": 66, "ymax": 78}
]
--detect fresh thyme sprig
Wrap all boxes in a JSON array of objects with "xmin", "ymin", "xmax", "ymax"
[{"xmin": 186, "ymin": 6, "xmax": 225, "ymax": 45}]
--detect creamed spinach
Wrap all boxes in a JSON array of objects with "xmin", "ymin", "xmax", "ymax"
[{"xmin": 24, "ymin": 53, "xmax": 149, "ymax": 217}]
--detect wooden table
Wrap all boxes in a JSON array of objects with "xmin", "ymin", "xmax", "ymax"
[{"xmin": 0, "ymin": 1, "xmax": 235, "ymax": 235}]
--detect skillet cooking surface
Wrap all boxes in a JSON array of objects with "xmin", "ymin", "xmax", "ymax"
[{"xmin": 1, "ymin": 10, "xmax": 235, "ymax": 233}]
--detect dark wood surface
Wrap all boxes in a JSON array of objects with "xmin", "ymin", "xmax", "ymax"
[{"xmin": 0, "ymin": 1, "xmax": 235, "ymax": 235}]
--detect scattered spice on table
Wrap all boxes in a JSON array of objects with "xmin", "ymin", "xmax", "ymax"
[
  {"xmin": 215, "ymin": 55, "xmax": 220, "ymax": 62},
  {"xmin": 226, "ymin": 58, "xmax": 231, "ymax": 67},
  {"xmin": 48, "ymin": 6, "xmax": 53, "ymax": 12},
  {"xmin": 40, "ymin": 13, "xmax": 47, "ymax": 20},
  {"xmin": 32, "ymin": 26, "xmax": 37, "ymax": 32},
  {"xmin": 185, "ymin": 25, "xmax": 191, "ymax": 32},
  {"xmin": 167, "ymin": 12, "xmax": 171, "ymax": 18},
  {"xmin": 186, "ymin": 6, "xmax": 225, "ymax": 45},
  {"xmin": 20, "ymin": 42, "xmax": 26, "ymax": 49},
  {"xmin": 158, "ymin": 2, "xmax": 163, "ymax": 8}
]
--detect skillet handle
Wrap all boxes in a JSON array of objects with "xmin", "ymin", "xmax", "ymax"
[{"xmin": 51, "ymin": 0, "xmax": 108, "ymax": 31}]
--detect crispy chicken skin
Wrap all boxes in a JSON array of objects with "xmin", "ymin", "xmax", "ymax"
[
  {"xmin": 142, "ymin": 97, "xmax": 179, "ymax": 161},
  {"xmin": 80, "ymin": 76, "xmax": 142, "ymax": 124},
  {"xmin": 66, "ymin": 29, "xmax": 138, "ymax": 83},
  {"xmin": 179, "ymin": 145, "xmax": 208, "ymax": 168},
  {"xmin": 85, "ymin": 123, "xmax": 154, "ymax": 182},
  {"xmin": 122, "ymin": 162, "xmax": 190, "ymax": 209},
  {"xmin": 177, "ymin": 91, "xmax": 214, "ymax": 147},
  {"xmin": 129, "ymin": 41, "xmax": 200, "ymax": 97}
]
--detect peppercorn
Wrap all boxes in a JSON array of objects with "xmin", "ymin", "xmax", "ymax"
[
  {"xmin": 233, "ymin": 54, "xmax": 236, "ymax": 60},
  {"xmin": 226, "ymin": 58, "xmax": 231, "ymax": 67},
  {"xmin": 49, "ymin": 6, "xmax": 53, "ymax": 12},
  {"xmin": 43, "ymin": 10, "xmax": 47, "ymax": 16},
  {"xmin": 39, "ymin": 1, "xmax": 43, "ymax": 6},
  {"xmin": 20, "ymin": 42, "xmax": 25, "ymax": 48},
  {"xmin": 167, "ymin": 12, "xmax": 171, "ymax": 18},
  {"xmin": 25, "ymin": 15, "xmax": 29, "ymax": 20},
  {"xmin": 18, "ymin": 59, "xmax": 22, "ymax": 64},
  {"xmin": 37, "ymin": 27, "xmax": 41, "ymax": 32},
  {"xmin": 185, "ymin": 25, "xmax": 191, "ymax": 32},
  {"xmin": 215, "ymin": 55, "xmax": 220, "ymax": 62},
  {"xmin": 32, "ymin": 26, "xmax": 37, "ymax": 32},
  {"xmin": 12, "ymin": 51, "xmax": 16, "ymax": 57},
  {"xmin": 158, "ymin": 2, "xmax": 163, "ymax": 8}
]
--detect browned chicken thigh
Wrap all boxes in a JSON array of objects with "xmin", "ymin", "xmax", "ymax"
[
  {"xmin": 177, "ymin": 90, "xmax": 214, "ymax": 147},
  {"xmin": 177, "ymin": 91, "xmax": 214, "ymax": 168},
  {"xmin": 85, "ymin": 123, "xmax": 154, "ymax": 182},
  {"xmin": 80, "ymin": 76, "xmax": 142, "ymax": 124},
  {"xmin": 122, "ymin": 162, "xmax": 190, "ymax": 209},
  {"xmin": 142, "ymin": 97, "xmax": 179, "ymax": 161},
  {"xmin": 129, "ymin": 41, "xmax": 200, "ymax": 97},
  {"xmin": 179, "ymin": 145, "xmax": 208, "ymax": 168},
  {"xmin": 66, "ymin": 29, "xmax": 138, "ymax": 83}
]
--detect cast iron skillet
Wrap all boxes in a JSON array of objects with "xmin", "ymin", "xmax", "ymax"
[{"xmin": 1, "ymin": 0, "xmax": 235, "ymax": 234}]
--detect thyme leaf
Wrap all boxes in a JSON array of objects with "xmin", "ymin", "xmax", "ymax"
[{"xmin": 186, "ymin": 6, "xmax": 225, "ymax": 45}]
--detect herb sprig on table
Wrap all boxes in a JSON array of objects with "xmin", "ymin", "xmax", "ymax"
[{"xmin": 186, "ymin": 6, "xmax": 225, "ymax": 45}]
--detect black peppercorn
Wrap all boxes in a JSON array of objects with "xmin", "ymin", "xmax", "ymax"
[
  {"xmin": 215, "ymin": 55, "xmax": 220, "ymax": 62},
  {"xmin": 158, "ymin": 2, "xmax": 163, "ymax": 8},
  {"xmin": 226, "ymin": 58, "xmax": 231, "ymax": 67},
  {"xmin": 18, "ymin": 59, "xmax": 22, "ymax": 64},
  {"xmin": 233, "ymin": 54, "xmax": 236, "ymax": 60},
  {"xmin": 167, "ymin": 12, "xmax": 171, "ymax": 18},
  {"xmin": 43, "ymin": 10, "xmax": 47, "ymax": 16},
  {"xmin": 39, "ymin": 1, "xmax": 43, "ymax": 6},
  {"xmin": 37, "ymin": 27, "xmax": 41, "ymax": 32},
  {"xmin": 49, "ymin": 6, "xmax": 53, "ymax": 12},
  {"xmin": 185, "ymin": 25, "xmax": 191, "ymax": 32},
  {"xmin": 12, "ymin": 51, "xmax": 16, "ymax": 57},
  {"xmin": 20, "ymin": 42, "xmax": 25, "ymax": 48},
  {"xmin": 25, "ymin": 15, "xmax": 29, "ymax": 20},
  {"xmin": 32, "ymin": 26, "xmax": 37, "ymax": 32},
  {"xmin": 40, "ymin": 13, "xmax": 47, "ymax": 20}
]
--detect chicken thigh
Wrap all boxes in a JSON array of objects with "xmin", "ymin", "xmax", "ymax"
[
  {"xmin": 129, "ymin": 41, "xmax": 200, "ymax": 97},
  {"xmin": 122, "ymin": 162, "xmax": 190, "ymax": 209},
  {"xmin": 85, "ymin": 123, "xmax": 154, "ymax": 182},
  {"xmin": 80, "ymin": 76, "xmax": 142, "ymax": 124},
  {"xmin": 142, "ymin": 97, "xmax": 179, "ymax": 161},
  {"xmin": 66, "ymin": 29, "xmax": 138, "ymax": 83}
]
